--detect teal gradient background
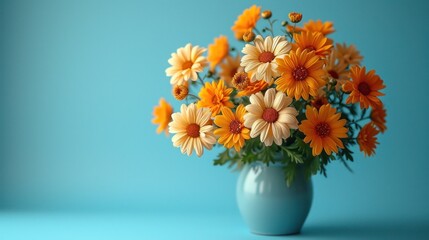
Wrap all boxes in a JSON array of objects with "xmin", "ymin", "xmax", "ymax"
[{"xmin": 1, "ymin": 0, "xmax": 429, "ymax": 238}]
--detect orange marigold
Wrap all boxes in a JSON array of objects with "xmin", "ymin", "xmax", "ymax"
[
  {"xmin": 275, "ymin": 48, "xmax": 325, "ymax": 100},
  {"xmin": 152, "ymin": 98, "xmax": 173, "ymax": 135},
  {"xmin": 287, "ymin": 19, "xmax": 335, "ymax": 36},
  {"xmin": 299, "ymin": 104, "xmax": 348, "ymax": 156},
  {"xmin": 343, "ymin": 66, "xmax": 385, "ymax": 109},
  {"xmin": 207, "ymin": 35, "xmax": 229, "ymax": 71},
  {"xmin": 303, "ymin": 20, "xmax": 335, "ymax": 35},
  {"xmin": 197, "ymin": 80, "xmax": 234, "ymax": 116},
  {"xmin": 214, "ymin": 105, "xmax": 250, "ymax": 151},
  {"xmin": 231, "ymin": 5, "xmax": 261, "ymax": 40},
  {"xmin": 336, "ymin": 43, "xmax": 363, "ymax": 66},
  {"xmin": 357, "ymin": 123, "xmax": 379, "ymax": 157},
  {"xmin": 293, "ymin": 31, "xmax": 333, "ymax": 58}
]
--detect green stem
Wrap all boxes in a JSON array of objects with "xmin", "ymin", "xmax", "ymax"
[{"xmin": 187, "ymin": 93, "xmax": 200, "ymax": 101}]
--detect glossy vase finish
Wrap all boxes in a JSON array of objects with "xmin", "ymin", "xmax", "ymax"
[{"xmin": 236, "ymin": 163, "xmax": 313, "ymax": 235}]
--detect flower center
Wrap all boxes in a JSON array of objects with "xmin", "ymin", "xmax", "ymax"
[
  {"xmin": 262, "ymin": 108, "xmax": 279, "ymax": 123},
  {"xmin": 358, "ymin": 82, "xmax": 371, "ymax": 96},
  {"xmin": 306, "ymin": 46, "xmax": 316, "ymax": 52},
  {"xmin": 292, "ymin": 66, "xmax": 308, "ymax": 81},
  {"xmin": 182, "ymin": 61, "xmax": 193, "ymax": 70},
  {"xmin": 186, "ymin": 123, "xmax": 200, "ymax": 138},
  {"xmin": 258, "ymin": 51, "xmax": 275, "ymax": 63},
  {"xmin": 315, "ymin": 122, "xmax": 331, "ymax": 138},
  {"xmin": 229, "ymin": 120, "xmax": 242, "ymax": 134},
  {"xmin": 328, "ymin": 70, "xmax": 339, "ymax": 79}
]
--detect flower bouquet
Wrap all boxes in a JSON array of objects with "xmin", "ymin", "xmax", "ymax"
[{"xmin": 153, "ymin": 5, "xmax": 386, "ymax": 186}]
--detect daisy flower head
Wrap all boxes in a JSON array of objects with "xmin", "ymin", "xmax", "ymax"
[
  {"xmin": 335, "ymin": 43, "xmax": 363, "ymax": 66},
  {"xmin": 343, "ymin": 66, "xmax": 385, "ymax": 109},
  {"xmin": 370, "ymin": 103, "xmax": 387, "ymax": 133},
  {"xmin": 293, "ymin": 31, "xmax": 333, "ymax": 58},
  {"xmin": 219, "ymin": 55, "xmax": 242, "ymax": 86},
  {"xmin": 152, "ymin": 98, "xmax": 173, "ymax": 135},
  {"xmin": 357, "ymin": 123, "xmax": 379, "ymax": 157},
  {"xmin": 231, "ymin": 5, "xmax": 261, "ymax": 40},
  {"xmin": 197, "ymin": 80, "xmax": 234, "ymax": 117},
  {"xmin": 214, "ymin": 105, "xmax": 250, "ymax": 151},
  {"xmin": 168, "ymin": 103, "xmax": 216, "ymax": 157},
  {"xmin": 299, "ymin": 104, "xmax": 348, "ymax": 156},
  {"xmin": 243, "ymin": 88, "xmax": 299, "ymax": 146},
  {"xmin": 207, "ymin": 35, "xmax": 229, "ymax": 71},
  {"xmin": 166, "ymin": 43, "xmax": 207, "ymax": 86},
  {"xmin": 275, "ymin": 48, "xmax": 325, "ymax": 100},
  {"xmin": 241, "ymin": 35, "xmax": 291, "ymax": 82},
  {"xmin": 324, "ymin": 50, "xmax": 349, "ymax": 91}
]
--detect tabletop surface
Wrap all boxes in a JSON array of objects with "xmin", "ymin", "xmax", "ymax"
[{"xmin": 1, "ymin": 211, "xmax": 428, "ymax": 240}]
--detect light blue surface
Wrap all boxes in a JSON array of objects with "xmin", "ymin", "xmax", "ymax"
[
  {"xmin": 237, "ymin": 163, "xmax": 312, "ymax": 235},
  {"xmin": 0, "ymin": 0, "xmax": 429, "ymax": 239}
]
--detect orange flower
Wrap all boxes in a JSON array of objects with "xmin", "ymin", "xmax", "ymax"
[
  {"xmin": 197, "ymin": 80, "xmax": 234, "ymax": 116},
  {"xmin": 299, "ymin": 104, "xmax": 348, "ymax": 156},
  {"xmin": 335, "ymin": 43, "xmax": 363, "ymax": 66},
  {"xmin": 303, "ymin": 20, "xmax": 335, "ymax": 35},
  {"xmin": 343, "ymin": 66, "xmax": 385, "ymax": 109},
  {"xmin": 152, "ymin": 98, "xmax": 173, "ymax": 135},
  {"xmin": 236, "ymin": 72, "xmax": 270, "ymax": 97},
  {"xmin": 214, "ymin": 105, "xmax": 250, "ymax": 151},
  {"xmin": 231, "ymin": 5, "xmax": 261, "ymax": 40},
  {"xmin": 324, "ymin": 50, "xmax": 349, "ymax": 91},
  {"xmin": 370, "ymin": 103, "xmax": 387, "ymax": 133},
  {"xmin": 293, "ymin": 31, "xmax": 333, "ymax": 58},
  {"xmin": 219, "ymin": 55, "xmax": 242, "ymax": 86},
  {"xmin": 287, "ymin": 20, "xmax": 335, "ymax": 36},
  {"xmin": 357, "ymin": 123, "xmax": 379, "ymax": 157},
  {"xmin": 207, "ymin": 35, "xmax": 229, "ymax": 71},
  {"xmin": 275, "ymin": 48, "xmax": 325, "ymax": 100}
]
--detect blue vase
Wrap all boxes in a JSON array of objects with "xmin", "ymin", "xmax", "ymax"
[{"xmin": 236, "ymin": 162, "xmax": 313, "ymax": 235}]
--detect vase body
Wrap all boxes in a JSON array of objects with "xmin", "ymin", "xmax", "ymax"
[{"xmin": 236, "ymin": 163, "xmax": 313, "ymax": 235}]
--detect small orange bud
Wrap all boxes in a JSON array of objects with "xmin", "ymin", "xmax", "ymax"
[
  {"xmin": 242, "ymin": 31, "xmax": 256, "ymax": 42},
  {"xmin": 232, "ymin": 72, "xmax": 250, "ymax": 90},
  {"xmin": 288, "ymin": 12, "xmax": 303, "ymax": 23},
  {"xmin": 261, "ymin": 10, "xmax": 272, "ymax": 19},
  {"xmin": 172, "ymin": 84, "xmax": 189, "ymax": 100}
]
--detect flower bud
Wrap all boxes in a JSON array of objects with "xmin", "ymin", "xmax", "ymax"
[
  {"xmin": 281, "ymin": 21, "xmax": 289, "ymax": 27},
  {"xmin": 261, "ymin": 10, "xmax": 272, "ymax": 19},
  {"xmin": 288, "ymin": 12, "xmax": 303, "ymax": 23},
  {"xmin": 172, "ymin": 84, "xmax": 189, "ymax": 100},
  {"xmin": 242, "ymin": 30, "xmax": 256, "ymax": 42},
  {"xmin": 232, "ymin": 72, "xmax": 250, "ymax": 90}
]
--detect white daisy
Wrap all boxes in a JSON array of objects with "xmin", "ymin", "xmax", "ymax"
[
  {"xmin": 165, "ymin": 44, "xmax": 207, "ymax": 86},
  {"xmin": 241, "ymin": 35, "xmax": 291, "ymax": 83},
  {"xmin": 243, "ymin": 88, "xmax": 298, "ymax": 146},
  {"xmin": 169, "ymin": 103, "xmax": 216, "ymax": 157}
]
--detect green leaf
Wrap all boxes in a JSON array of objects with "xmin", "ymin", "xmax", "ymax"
[
  {"xmin": 283, "ymin": 162, "xmax": 297, "ymax": 187},
  {"xmin": 280, "ymin": 145, "xmax": 304, "ymax": 164}
]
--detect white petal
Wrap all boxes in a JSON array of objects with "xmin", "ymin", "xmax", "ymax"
[{"xmin": 264, "ymin": 88, "xmax": 276, "ymax": 108}]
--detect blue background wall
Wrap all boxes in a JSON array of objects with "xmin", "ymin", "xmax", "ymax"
[{"xmin": 0, "ymin": 0, "xmax": 428, "ymax": 223}]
